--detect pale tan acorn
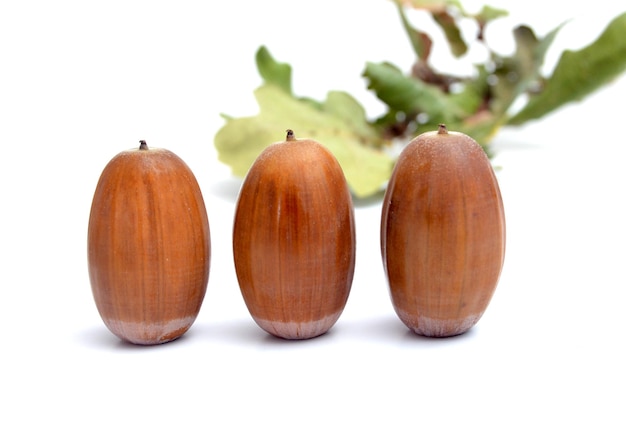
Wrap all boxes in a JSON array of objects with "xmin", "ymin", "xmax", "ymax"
[
  {"xmin": 380, "ymin": 124, "xmax": 505, "ymax": 337},
  {"xmin": 87, "ymin": 140, "xmax": 210, "ymax": 345},
  {"xmin": 233, "ymin": 130, "xmax": 356, "ymax": 340}
]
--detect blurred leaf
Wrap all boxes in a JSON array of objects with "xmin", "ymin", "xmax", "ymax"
[
  {"xmin": 392, "ymin": 0, "xmax": 449, "ymax": 12},
  {"xmin": 489, "ymin": 22, "xmax": 565, "ymax": 116},
  {"xmin": 512, "ymin": 22, "xmax": 564, "ymax": 87},
  {"xmin": 323, "ymin": 90, "xmax": 380, "ymax": 144},
  {"xmin": 214, "ymin": 84, "xmax": 394, "ymax": 198},
  {"xmin": 508, "ymin": 12, "xmax": 626, "ymax": 125},
  {"xmin": 215, "ymin": 5, "xmax": 626, "ymax": 200},
  {"xmin": 473, "ymin": 5, "xmax": 508, "ymax": 24},
  {"xmin": 513, "ymin": 26, "xmax": 541, "ymax": 79},
  {"xmin": 397, "ymin": 3, "xmax": 432, "ymax": 60},
  {"xmin": 432, "ymin": 10, "xmax": 468, "ymax": 57},
  {"xmin": 448, "ymin": 64, "xmax": 490, "ymax": 115},
  {"xmin": 363, "ymin": 61, "xmax": 466, "ymax": 121},
  {"xmin": 255, "ymin": 46, "xmax": 292, "ymax": 95}
]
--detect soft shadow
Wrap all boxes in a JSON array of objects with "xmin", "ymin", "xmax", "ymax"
[
  {"xmin": 208, "ymin": 176, "xmax": 242, "ymax": 203},
  {"xmin": 77, "ymin": 317, "xmax": 480, "ymax": 350},
  {"xmin": 76, "ymin": 325, "xmax": 122, "ymax": 349},
  {"xmin": 352, "ymin": 190, "xmax": 385, "ymax": 208},
  {"xmin": 488, "ymin": 128, "xmax": 545, "ymax": 153},
  {"xmin": 401, "ymin": 323, "xmax": 480, "ymax": 345},
  {"xmin": 189, "ymin": 318, "xmax": 340, "ymax": 347},
  {"xmin": 188, "ymin": 318, "xmax": 264, "ymax": 345},
  {"xmin": 339, "ymin": 314, "xmax": 408, "ymax": 342},
  {"xmin": 75, "ymin": 324, "xmax": 198, "ymax": 351},
  {"xmin": 339, "ymin": 314, "xmax": 480, "ymax": 346}
]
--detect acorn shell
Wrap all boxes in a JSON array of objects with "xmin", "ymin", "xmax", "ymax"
[
  {"xmin": 380, "ymin": 125, "xmax": 505, "ymax": 337},
  {"xmin": 87, "ymin": 143, "xmax": 210, "ymax": 345},
  {"xmin": 233, "ymin": 133, "xmax": 356, "ymax": 340}
]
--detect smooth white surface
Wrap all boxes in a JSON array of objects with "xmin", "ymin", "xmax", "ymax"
[{"xmin": 1, "ymin": 1, "xmax": 625, "ymax": 436}]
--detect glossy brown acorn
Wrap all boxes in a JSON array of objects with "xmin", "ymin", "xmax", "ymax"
[
  {"xmin": 87, "ymin": 140, "xmax": 210, "ymax": 345},
  {"xmin": 380, "ymin": 124, "xmax": 505, "ymax": 337},
  {"xmin": 233, "ymin": 130, "xmax": 356, "ymax": 340}
]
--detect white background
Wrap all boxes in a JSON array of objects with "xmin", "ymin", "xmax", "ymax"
[{"xmin": 1, "ymin": 1, "xmax": 625, "ymax": 436}]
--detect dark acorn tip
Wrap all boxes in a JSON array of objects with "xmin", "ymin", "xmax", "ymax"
[
  {"xmin": 286, "ymin": 129, "xmax": 296, "ymax": 141},
  {"xmin": 437, "ymin": 124, "xmax": 448, "ymax": 135},
  {"xmin": 139, "ymin": 140, "xmax": 149, "ymax": 150}
]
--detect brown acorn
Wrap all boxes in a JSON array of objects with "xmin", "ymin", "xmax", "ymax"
[
  {"xmin": 380, "ymin": 124, "xmax": 505, "ymax": 337},
  {"xmin": 233, "ymin": 130, "xmax": 356, "ymax": 340},
  {"xmin": 87, "ymin": 140, "xmax": 210, "ymax": 345}
]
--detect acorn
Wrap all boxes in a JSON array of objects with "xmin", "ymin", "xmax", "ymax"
[
  {"xmin": 87, "ymin": 140, "xmax": 210, "ymax": 345},
  {"xmin": 233, "ymin": 130, "xmax": 356, "ymax": 340},
  {"xmin": 380, "ymin": 124, "xmax": 505, "ymax": 337}
]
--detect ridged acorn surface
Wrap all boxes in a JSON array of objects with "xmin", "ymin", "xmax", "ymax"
[
  {"xmin": 380, "ymin": 124, "xmax": 505, "ymax": 337},
  {"xmin": 233, "ymin": 130, "xmax": 356, "ymax": 340},
  {"xmin": 87, "ymin": 141, "xmax": 210, "ymax": 345}
]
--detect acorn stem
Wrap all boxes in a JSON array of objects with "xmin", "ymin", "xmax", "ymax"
[
  {"xmin": 437, "ymin": 124, "xmax": 448, "ymax": 135},
  {"xmin": 286, "ymin": 129, "xmax": 296, "ymax": 141},
  {"xmin": 139, "ymin": 140, "xmax": 149, "ymax": 150}
]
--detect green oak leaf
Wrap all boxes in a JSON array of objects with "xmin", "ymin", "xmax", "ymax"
[
  {"xmin": 432, "ymin": 10, "xmax": 468, "ymax": 57},
  {"xmin": 392, "ymin": 0, "xmax": 449, "ymax": 11},
  {"xmin": 489, "ymin": 22, "xmax": 564, "ymax": 116},
  {"xmin": 471, "ymin": 5, "xmax": 508, "ymax": 28},
  {"xmin": 397, "ymin": 2, "xmax": 433, "ymax": 60},
  {"xmin": 214, "ymin": 84, "xmax": 395, "ymax": 198},
  {"xmin": 508, "ymin": 12, "xmax": 626, "ymax": 125},
  {"xmin": 515, "ymin": 23, "xmax": 564, "ymax": 82},
  {"xmin": 214, "ymin": 6, "xmax": 626, "ymax": 200},
  {"xmin": 363, "ymin": 61, "xmax": 466, "ymax": 122},
  {"xmin": 448, "ymin": 63, "xmax": 490, "ymax": 115},
  {"xmin": 255, "ymin": 45, "xmax": 293, "ymax": 96}
]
